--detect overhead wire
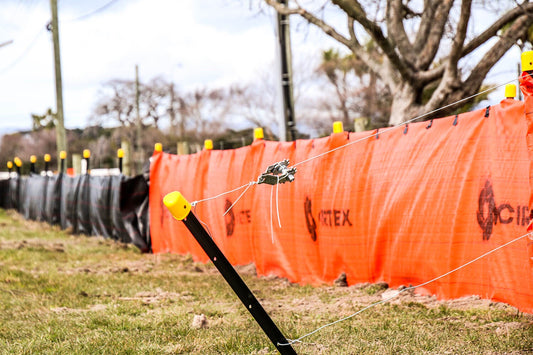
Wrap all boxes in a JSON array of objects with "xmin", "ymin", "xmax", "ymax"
[
  {"xmin": 0, "ymin": 27, "xmax": 46, "ymax": 75},
  {"xmin": 61, "ymin": 0, "xmax": 121, "ymax": 23}
]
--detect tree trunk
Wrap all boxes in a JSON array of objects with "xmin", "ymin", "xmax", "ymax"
[{"xmin": 388, "ymin": 84, "xmax": 418, "ymax": 126}]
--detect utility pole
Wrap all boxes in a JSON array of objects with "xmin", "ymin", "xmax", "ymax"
[
  {"xmin": 49, "ymin": 0, "xmax": 67, "ymax": 161},
  {"xmin": 135, "ymin": 64, "xmax": 144, "ymax": 175},
  {"xmin": 276, "ymin": 0, "xmax": 296, "ymax": 141}
]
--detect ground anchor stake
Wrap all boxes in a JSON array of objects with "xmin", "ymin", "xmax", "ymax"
[{"xmin": 163, "ymin": 191, "xmax": 297, "ymax": 355}]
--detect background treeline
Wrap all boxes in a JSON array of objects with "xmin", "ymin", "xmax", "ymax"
[{"xmin": 0, "ymin": 49, "xmax": 397, "ymax": 172}]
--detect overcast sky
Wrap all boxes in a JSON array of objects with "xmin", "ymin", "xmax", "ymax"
[
  {"xmin": 0, "ymin": 0, "xmax": 337, "ymax": 134},
  {"xmin": 0, "ymin": 0, "xmax": 524, "ymax": 136}
]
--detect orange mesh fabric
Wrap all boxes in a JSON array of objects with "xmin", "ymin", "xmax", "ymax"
[{"xmin": 150, "ymin": 98, "xmax": 533, "ymax": 312}]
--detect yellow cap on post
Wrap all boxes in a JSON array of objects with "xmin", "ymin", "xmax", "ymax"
[
  {"xmin": 44, "ymin": 154, "xmax": 51, "ymax": 162},
  {"xmin": 30, "ymin": 155, "xmax": 37, "ymax": 163},
  {"xmin": 117, "ymin": 148, "xmax": 124, "ymax": 158},
  {"xmin": 504, "ymin": 84, "xmax": 516, "ymax": 98},
  {"xmin": 522, "ymin": 51, "xmax": 533, "ymax": 71},
  {"xmin": 60, "ymin": 151, "xmax": 67, "ymax": 160},
  {"xmin": 163, "ymin": 191, "xmax": 191, "ymax": 221},
  {"xmin": 154, "ymin": 143, "xmax": 163, "ymax": 152},
  {"xmin": 7, "ymin": 161, "xmax": 13, "ymax": 169},
  {"xmin": 204, "ymin": 139, "xmax": 213, "ymax": 150},
  {"xmin": 333, "ymin": 121, "xmax": 344, "ymax": 133},
  {"xmin": 254, "ymin": 127, "xmax": 264, "ymax": 140},
  {"xmin": 14, "ymin": 157, "xmax": 22, "ymax": 167},
  {"xmin": 83, "ymin": 149, "xmax": 91, "ymax": 159}
]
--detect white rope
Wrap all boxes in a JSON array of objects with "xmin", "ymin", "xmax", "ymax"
[
  {"xmin": 222, "ymin": 182, "xmax": 256, "ymax": 216},
  {"xmin": 270, "ymin": 185, "xmax": 275, "ymax": 243},
  {"xmin": 190, "ymin": 77, "xmax": 518, "ymax": 206},
  {"xmin": 192, "ymin": 181, "xmax": 255, "ymax": 207},
  {"xmin": 276, "ymin": 180, "xmax": 282, "ymax": 228},
  {"xmin": 269, "ymin": 177, "xmax": 283, "ymax": 244},
  {"xmin": 278, "ymin": 231, "xmax": 531, "ymax": 347},
  {"xmin": 292, "ymin": 77, "xmax": 519, "ymax": 168}
]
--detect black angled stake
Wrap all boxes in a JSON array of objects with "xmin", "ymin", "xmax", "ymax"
[
  {"xmin": 184, "ymin": 212, "xmax": 296, "ymax": 354},
  {"xmin": 164, "ymin": 192, "xmax": 296, "ymax": 354}
]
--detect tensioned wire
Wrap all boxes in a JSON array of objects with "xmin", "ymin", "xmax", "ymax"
[
  {"xmin": 292, "ymin": 75, "xmax": 523, "ymax": 168},
  {"xmin": 183, "ymin": 74, "xmax": 531, "ymax": 345},
  {"xmin": 278, "ymin": 230, "xmax": 531, "ymax": 346},
  {"xmin": 191, "ymin": 75, "xmax": 522, "ymax": 208}
]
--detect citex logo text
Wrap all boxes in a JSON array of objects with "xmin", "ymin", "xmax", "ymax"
[
  {"xmin": 304, "ymin": 196, "xmax": 353, "ymax": 242},
  {"xmin": 476, "ymin": 179, "xmax": 529, "ymax": 241},
  {"xmin": 224, "ymin": 199, "xmax": 251, "ymax": 237}
]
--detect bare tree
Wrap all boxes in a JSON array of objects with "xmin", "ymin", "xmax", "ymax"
[
  {"xmin": 264, "ymin": 0, "xmax": 533, "ymax": 125},
  {"xmin": 91, "ymin": 79, "xmax": 136, "ymax": 127}
]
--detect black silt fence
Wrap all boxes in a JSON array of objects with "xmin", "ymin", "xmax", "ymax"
[
  {"xmin": 0, "ymin": 178, "xmax": 10, "ymax": 209},
  {"xmin": 0, "ymin": 174, "xmax": 150, "ymax": 252}
]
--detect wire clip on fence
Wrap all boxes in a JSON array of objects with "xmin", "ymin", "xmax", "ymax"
[{"xmin": 257, "ymin": 159, "xmax": 297, "ymax": 185}]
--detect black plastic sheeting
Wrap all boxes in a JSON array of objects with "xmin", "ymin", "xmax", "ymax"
[{"xmin": 0, "ymin": 174, "xmax": 150, "ymax": 252}]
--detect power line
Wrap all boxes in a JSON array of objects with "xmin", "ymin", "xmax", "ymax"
[
  {"xmin": 0, "ymin": 27, "xmax": 46, "ymax": 75},
  {"xmin": 62, "ymin": 0, "xmax": 120, "ymax": 22}
]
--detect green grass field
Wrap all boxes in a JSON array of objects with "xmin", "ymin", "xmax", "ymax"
[{"xmin": 0, "ymin": 208, "xmax": 532, "ymax": 354}]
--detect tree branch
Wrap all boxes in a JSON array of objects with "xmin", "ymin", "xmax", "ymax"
[
  {"xmin": 461, "ymin": 2, "xmax": 533, "ymax": 57},
  {"xmin": 415, "ymin": 0, "xmax": 454, "ymax": 70},
  {"xmin": 413, "ymin": 0, "xmax": 436, "ymax": 53},
  {"xmin": 386, "ymin": 0, "xmax": 415, "ymax": 66},
  {"xmin": 332, "ymin": 0, "xmax": 413, "ymax": 83},
  {"xmin": 346, "ymin": 17, "xmax": 391, "ymax": 87},
  {"xmin": 448, "ymin": 0, "xmax": 472, "ymax": 75},
  {"xmin": 263, "ymin": 0, "xmax": 353, "ymax": 48},
  {"xmin": 413, "ymin": 66, "xmax": 446, "ymax": 85},
  {"xmin": 457, "ymin": 14, "xmax": 530, "ymax": 101}
]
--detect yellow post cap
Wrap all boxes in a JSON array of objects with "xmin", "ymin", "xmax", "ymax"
[
  {"xmin": 60, "ymin": 150, "xmax": 67, "ymax": 160},
  {"xmin": 117, "ymin": 148, "xmax": 124, "ymax": 158},
  {"xmin": 333, "ymin": 121, "xmax": 344, "ymax": 133},
  {"xmin": 7, "ymin": 161, "xmax": 13, "ymax": 169},
  {"xmin": 154, "ymin": 143, "xmax": 163, "ymax": 152},
  {"xmin": 30, "ymin": 155, "xmax": 37, "ymax": 163},
  {"xmin": 504, "ymin": 83, "xmax": 516, "ymax": 98},
  {"xmin": 254, "ymin": 127, "xmax": 264, "ymax": 140},
  {"xmin": 204, "ymin": 139, "xmax": 213, "ymax": 150},
  {"xmin": 83, "ymin": 149, "xmax": 91, "ymax": 159},
  {"xmin": 14, "ymin": 157, "xmax": 22, "ymax": 167},
  {"xmin": 163, "ymin": 191, "xmax": 191, "ymax": 221},
  {"xmin": 44, "ymin": 154, "xmax": 51, "ymax": 162},
  {"xmin": 522, "ymin": 51, "xmax": 533, "ymax": 71}
]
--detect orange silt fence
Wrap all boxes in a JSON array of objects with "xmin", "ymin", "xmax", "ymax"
[{"xmin": 150, "ymin": 96, "xmax": 533, "ymax": 313}]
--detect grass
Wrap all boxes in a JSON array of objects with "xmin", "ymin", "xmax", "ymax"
[{"xmin": 0, "ymin": 208, "xmax": 532, "ymax": 354}]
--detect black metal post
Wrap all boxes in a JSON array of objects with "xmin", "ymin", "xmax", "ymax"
[
  {"xmin": 276, "ymin": 0, "xmax": 296, "ymax": 141},
  {"xmin": 179, "ymin": 210, "xmax": 297, "ymax": 354}
]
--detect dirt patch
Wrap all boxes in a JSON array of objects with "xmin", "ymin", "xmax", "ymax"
[
  {"xmin": 51, "ymin": 304, "xmax": 108, "ymax": 314},
  {"xmin": 117, "ymin": 287, "xmax": 194, "ymax": 304},
  {"xmin": 0, "ymin": 239, "xmax": 65, "ymax": 252},
  {"xmin": 234, "ymin": 263, "xmax": 257, "ymax": 276}
]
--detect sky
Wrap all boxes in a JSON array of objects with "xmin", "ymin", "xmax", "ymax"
[
  {"xmin": 0, "ymin": 0, "xmax": 337, "ymax": 134},
  {"xmin": 0, "ymin": 0, "xmax": 525, "ymax": 136}
]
